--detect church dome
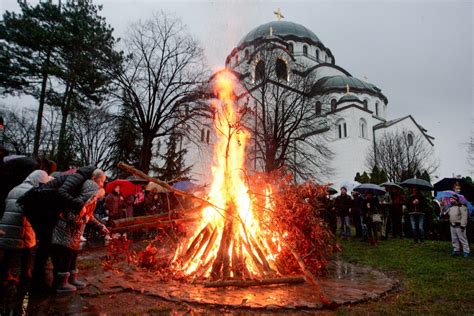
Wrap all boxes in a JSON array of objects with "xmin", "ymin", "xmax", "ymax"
[
  {"xmin": 238, "ymin": 21, "xmax": 322, "ymax": 46},
  {"xmin": 337, "ymin": 93, "xmax": 362, "ymax": 105},
  {"xmin": 311, "ymin": 75, "xmax": 387, "ymax": 103}
]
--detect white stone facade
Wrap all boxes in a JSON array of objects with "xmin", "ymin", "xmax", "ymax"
[{"xmin": 185, "ymin": 20, "xmax": 434, "ymax": 187}]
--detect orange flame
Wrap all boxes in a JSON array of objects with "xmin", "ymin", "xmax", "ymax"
[{"xmin": 173, "ymin": 70, "xmax": 281, "ymax": 279}]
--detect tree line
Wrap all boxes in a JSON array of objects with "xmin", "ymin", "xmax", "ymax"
[{"xmin": 1, "ymin": 1, "xmax": 208, "ymax": 180}]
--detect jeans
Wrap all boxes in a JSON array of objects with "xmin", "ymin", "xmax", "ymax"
[
  {"xmin": 339, "ymin": 216, "xmax": 351, "ymax": 238},
  {"xmin": 409, "ymin": 213, "xmax": 425, "ymax": 242}
]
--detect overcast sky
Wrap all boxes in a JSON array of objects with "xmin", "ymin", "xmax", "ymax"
[{"xmin": 2, "ymin": 0, "xmax": 473, "ymax": 180}]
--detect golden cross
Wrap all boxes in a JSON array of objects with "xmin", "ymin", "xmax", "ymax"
[{"xmin": 274, "ymin": 8, "xmax": 284, "ymax": 21}]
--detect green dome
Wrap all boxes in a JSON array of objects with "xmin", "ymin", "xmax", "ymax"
[
  {"xmin": 337, "ymin": 93, "xmax": 362, "ymax": 105},
  {"xmin": 238, "ymin": 21, "xmax": 322, "ymax": 46}
]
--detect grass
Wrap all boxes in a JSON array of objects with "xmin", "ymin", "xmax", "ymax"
[{"xmin": 336, "ymin": 238, "xmax": 474, "ymax": 315}]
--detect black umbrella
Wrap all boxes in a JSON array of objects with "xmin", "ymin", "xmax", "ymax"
[
  {"xmin": 400, "ymin": 178, "xmax": 433, "ymax": 191},
  {"xmin": 353, "ymin": 183, "xmax": 386, "ymax": 195},
  {"xmin": 380, "ymin": 182, "xmax": 404, "ymax": 191},
  {"xmin": 326, "ymin": 187, "xmax": 338, "ymax": 195},
  {"xmin": 433, "ymin": 178, "xmax": 474, "ymax": 202}
]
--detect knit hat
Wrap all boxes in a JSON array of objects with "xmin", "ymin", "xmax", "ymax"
[{"xmin": 79, "ymin": 179, "xmax": 99, "ymax": 202}]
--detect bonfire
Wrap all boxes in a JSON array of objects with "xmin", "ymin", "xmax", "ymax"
[{"xmin": 114, "ymin": 70, "xmax": 337, "ymax": 294}]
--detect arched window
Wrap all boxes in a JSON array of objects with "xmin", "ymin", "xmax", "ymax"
[
  {"xmin": 359, "ymin": 118, "xmax": 367, "ymax": 138},
  {"xmin": 331, "ymin": 99, "xmax": 337, "ymax": 111},
  {"xmin": 200, "ymin": 129, "xmax": 205, "ymax": 142},
  {"xmin": 316, "ymin": 49, "xmax": 319, "ymax": 60},
  {"xmin": 315, "ymin": 101, "xmax": 322, "ymax": 116},
  {"xmin": 275, "ymin": 58, "xmax": 287, "ymax": 80},
  {"xmin": 363, "ymin": 99, "xmax": 368, "ymax": 109},
  {"xmin": 407, "ymin": 133, "xmax": 414, "ymax": 146},
  {"xmin": 206, "ymin": 130, "xmax": 210, "ymax": 144},
  {"xmin": 303, "ymin": 45, "xmax": 308, "ymax": 56},
  {"xmin": 244, "ymin": 49, "xmax": 249, "ymax": 59},
  {"xmin": 288, "ymin": 43, "xmax": 294, "ymax": 54},
  {"xmin": 375, "ymin": 102, "xmax": 379, "ymax": 116},
  {"xmin": 336, "ymin": 119, "xmax": 347, "ymax": 139},
  {"xmin": 255, "ymin": 60, "xmax": 265, "ymax": 82},
  {"xmin": 235, "ymin": 54, "xmax": 239, "ymax": 65}
]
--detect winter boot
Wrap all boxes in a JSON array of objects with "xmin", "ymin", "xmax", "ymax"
[
  {"xmin": 55, "ymin": 272, "xmax": 77, "ymax": 294},
  {"xmin": 464, "ymin": 252, "xmax": 470, "ymax": 258},
  {"xmin": 451, "ymin": 250, "xmax": 461, "ymax": 257},
  {"xmin": 69, "ymin": 269, "xmax": 86, "ymax": 289}
]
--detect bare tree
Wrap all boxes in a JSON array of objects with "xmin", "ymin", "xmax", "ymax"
[
  {"xmin": 69, "ymin": 106, "xmax": 118, "ymax": 172},
  {"xmin": 241, "ymin": 44, "xmax": 333, "ymax": 180},
  {"xmin": 113, "ymin": 11, "xmax": 208, "ymax": 173},
  {"xmin": 1, "ymin": 106, "xmax": 59, "ymax": 157},
  {"xmin": 366, "ymin": 130, "xmax": 438, "ymax": 182}
]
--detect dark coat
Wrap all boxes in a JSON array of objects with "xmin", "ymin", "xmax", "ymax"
[
  {"xmin": 42, "ymin": 166, "xmax": 96, "ymax": 213},
  {"xmin": 334, "ymin": 194, "xmax": 352, "ymax": 217},
  {"xmin": 0, "ymin": 157, "xmax": 40, "ymax": 216},
  {"xmin": 361, "ymin": 196, "xmax": 380, "ymax": 220}
]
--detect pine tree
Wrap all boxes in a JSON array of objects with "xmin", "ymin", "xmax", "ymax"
[{"xmin": 155, "ymin": 130, "xmax": 192, "ymax": 182}]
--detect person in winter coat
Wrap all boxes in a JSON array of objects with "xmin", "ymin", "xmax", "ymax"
[
  {"xmin": 444, "ymin": 195, "xmax": 470, "ymax": 257},
  {"xmin": 104, "ymin": 185, "xmax": 126, "ymax": 220},
  {"xmin": 51, "ymin": 180, "xmax": 109, "ymax": 293},
  {"xmin": 407, "ymin": 187, "xmax": 428, "ymax": 243},
  {"xmin": 361, "ymin": 192, "xmax": 381, "ymax": 245},
  {"xmin": 31, "ymin": 167, "xmax": 105, "ymax": 289},
  {"xmin": 0, "ymin": 170, "xmax": 51, "ymax": 312},
  {"xmin": 334, "ymin": 187, "xmax": 353, "ymax": 240},
  {"xmin": 351, "ymin": 191, "xmax": 364, "ymax": 239}
]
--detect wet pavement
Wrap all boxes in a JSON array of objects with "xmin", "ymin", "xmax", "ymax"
[{"xmin": 19, "ymin": 243, "xmax": 397, "ymax": 314}]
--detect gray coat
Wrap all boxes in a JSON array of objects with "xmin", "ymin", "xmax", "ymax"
[{"xmin": 0, "ymin": 170, "xmax": 50, "ymax": 249}]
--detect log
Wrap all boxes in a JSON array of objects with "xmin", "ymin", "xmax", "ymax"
[
  {"xmin": 117, "ymin": 162, "xmax": 213, "ymax": 209},
  {"xmin": 109, "ymin": 217, "xmax": 200, "ymax": 233},
  {"xmin": 203, "ymin": 276, "xmax": 305, "ymax": 288},
  {"xmin": 110, "ymin": 208, "xmax": 201, "ymax": 228},
  {"xmin": 184, "ymin": 225, "xmax": 211, "ymax": 264},
  {"xmin": 199, "ymin": 226, "xmax": 218, "ymax": 264},
  {"xmin": 210, "ymin": 219, "xmax": 233, "ymax": 279}
]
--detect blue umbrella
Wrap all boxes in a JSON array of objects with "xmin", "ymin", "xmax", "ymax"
[
  {"xmin": 173, "ymin": 180, "xmax": 200, "ymax": 192},
  {"xmin": 436, "ymin": 191, "xmax": 474, "ymax": 216},
  {"xmin": 353, "ymin": 183, "xmax": 386, "ymax": 196}
]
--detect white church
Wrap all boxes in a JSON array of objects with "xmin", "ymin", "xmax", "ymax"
[{"xmin": 186, "ymin": 19, "xmax": 434, "ymax": 187}]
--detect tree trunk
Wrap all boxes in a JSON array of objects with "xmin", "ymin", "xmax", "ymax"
[
  {"xmin": 33, "ymin": 50, "xmax": 51, "ymax": 158},
  {"xmin": 56, "ymin": 84, "xmax": 73, "ymax": 170},
  {"xmin": 138, "ymin": 131, "xmax": 154, "ymax": 174}
]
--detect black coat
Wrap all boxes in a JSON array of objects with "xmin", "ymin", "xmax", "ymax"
[
  {"xmin": 334, "ymin": 194, "xmax": 352, "ymax": 217},
  {"xmin": 42, "ymin": 166, "xmax": 96, "ymax": 213},
  {"xmin": 0, "ymin": 157, "xmax": 40, "ymax": 216}
]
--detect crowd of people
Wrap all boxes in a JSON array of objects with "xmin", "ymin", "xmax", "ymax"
[
  {"xmin": 0, "ymin": 151, "xmax": 184, "ymax": 314},
  {"xmin": 322, "ymin": 185, "xmax": 470, "ymax": 258}
]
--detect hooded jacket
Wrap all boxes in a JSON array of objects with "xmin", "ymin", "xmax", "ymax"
[{"xmin": 0, "ymin": 170, "xmax": 49, "ymax": 249}]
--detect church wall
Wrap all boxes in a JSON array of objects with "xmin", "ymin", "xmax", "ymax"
[{"xmin": 326, "ymin": 107, "xmax": 374, "ymax": 187}]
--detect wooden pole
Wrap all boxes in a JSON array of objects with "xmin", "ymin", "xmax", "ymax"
[{"xmin": 203, "ymin": 276, "xmax": 305, "ymax": 288}]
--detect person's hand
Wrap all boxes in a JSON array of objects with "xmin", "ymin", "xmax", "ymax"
[
  {"xmin": 97, "ymin": 188, "xmax": 105, "ymax": 198},
  {"xmin": 0, "ymin": 229, "xmax": 5, "ymax": 236},
  {"xmin": 101, "ymin": 225, "xmax": 110, "ymax": 235},
  {"xmin": 413, "ymin": 199, "xmax": 419, "ymax": 205}
]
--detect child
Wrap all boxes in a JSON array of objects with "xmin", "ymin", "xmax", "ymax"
[
  {"xmin": 51, "ymin": 180, "xmax": 109, "ymax": 293},
  {"xmin": 445, "ymin": 195, "xmax": 470, "ymax": 257}
]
